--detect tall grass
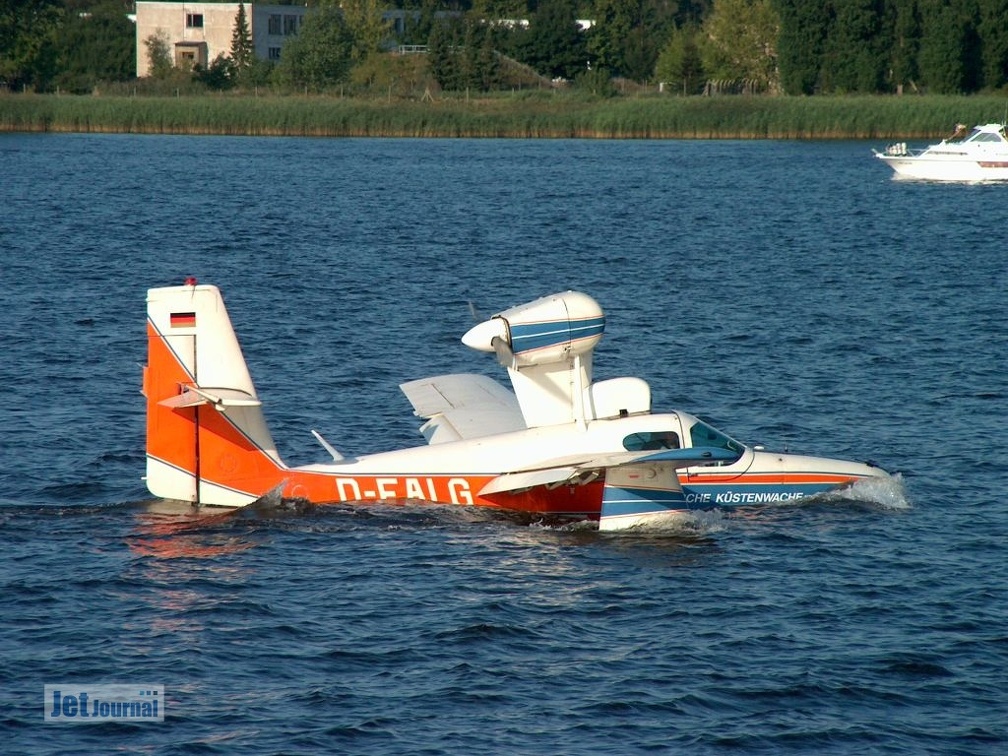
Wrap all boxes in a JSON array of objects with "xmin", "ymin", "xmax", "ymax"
[{"xmin": 2, "ymin": 91, "xmax": 1007, "ymax": 139}]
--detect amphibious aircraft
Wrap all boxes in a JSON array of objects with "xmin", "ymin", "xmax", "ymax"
[{"xmin": 143, "ymin": 279, "xmax": 890, "ymax": 531}]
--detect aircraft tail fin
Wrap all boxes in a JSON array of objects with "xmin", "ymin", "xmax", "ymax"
[{"xmin": 143, "ymin": 280, "xmax": 285, "ymax": 505}]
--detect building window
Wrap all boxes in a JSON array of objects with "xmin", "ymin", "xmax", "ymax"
[
  {"xmin": 284, "ymin": 15, "xmax": 299, "ymax": 35},
  {"xmin": 185, "ymin": 13, "xmax": 203, "ymax": 29},
  {"xmin": 268, "ymin": 14, "xmax": 281, "ymax": 35},
  {"xmin": 268, "ymin": 47, "xmax": 282, "ymax": 60}
]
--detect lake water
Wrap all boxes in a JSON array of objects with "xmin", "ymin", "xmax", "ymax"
[{"xmin": 1, "ymin": 133, "xmax": 1005, "ymax": 754}]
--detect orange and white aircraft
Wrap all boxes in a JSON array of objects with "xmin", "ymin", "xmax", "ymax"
[{"xmin": 143, "ymin": 279, "xmax": 890, "ymax": 531}]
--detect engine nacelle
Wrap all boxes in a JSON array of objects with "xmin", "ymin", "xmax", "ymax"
[{"xmin": 462, "ymin": 291, "xmax": 605, "ymax": 368}]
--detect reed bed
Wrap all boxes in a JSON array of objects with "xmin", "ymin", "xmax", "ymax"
[{"xmin": 2, "ymin": 92, "xmax": 1006, "ymax": 139}]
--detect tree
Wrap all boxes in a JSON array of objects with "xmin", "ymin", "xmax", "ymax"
[
  {"xmin": 521, "ymin": 0, "xmax": 587, "ymax": 80},
  {"xmin": 196, "ymin": 53, "xmax": 235, "ymax": 90},
  {"xmin": 461, "ymin": 18, "xmax": 500, "ymax": 90},
  {"xmin": 0, "ymin": 0, "xmax": 62, "ymax": 91},
  {"xmin": 338, "ymin": 0, "xmax": 391, "ymax": 61},
  {"xmin": 275, "ymin": 5, "xmax": 355, "ymax": 90},
  {"xmin": 230, "ymin": 3, "xmax": 253, "ymax": 73},
  {"xmin": 621, "ymin": 24, "xmax": 661, "ymax": 82},
  {"xmin": 588, "ymin": 0, "xmax": 634, "ymax": 74},
  {"xmin": 54, "ymin": 0, "xmax": 135, "ymax": 92},
  {"xmin": 820, "ymin": 0, "xmax": 889, "ymax": 93},
  {"xmin": 655, "ymin": 24, "xmax": 705, "ymax": 94},
  {"xmin": 145, "ymin": 29, "xmax": 173, "ymax": 79},
  {"xmin": 675, "ymin": 0, "xmax": 713, "ymax": 27},
  {"xmin": 976, "ymin": 0, "xmax": 1008, "ymax": 89},
  {"xmin": 474, "ymin": 22, "xmax": 499, "ymax": 90},
  {"xmin": 588, "ymin": 0, "xmax": 675, "ymax": 82},
  {"xmin": 427, "ymin": 16, "xmax": 456, "ymax": 90},
  {"xmin": 773, "ymin": 0, "xmax": 828, "ymax": 94},
  {"xmin": 770, "ymin": 0, "xmax": 826, "ymax": 94},
  {"xmin": 702, "ymin": 0, "xmax": 779, "ymax": 90},
  {"xmin": 917, "ymin": 0, "xmax": 975, "ymax": 93},
  {"xmin": 470, "ymin": 0, "xmax": 525, "ymax": 16},
  {"xmin": 427, "ymin": 15, "xmax": 500, "ymax": 92},
  {"xmin": 889, "ymin": 0, "xmax": 920, "ymax": 93},
  {"xmin": 399, "ymin": 0, "xmax": 439, "ymax": 47}
]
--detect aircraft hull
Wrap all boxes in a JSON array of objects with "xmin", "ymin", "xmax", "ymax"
[{"xmin": 147, "ymin": 452, "xmax": 882, "ymax": 520}]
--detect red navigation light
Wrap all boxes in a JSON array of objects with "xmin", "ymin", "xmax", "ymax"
[{"xmin": 184, "ymin": 277, "xmax": 198, "ymax": 286}]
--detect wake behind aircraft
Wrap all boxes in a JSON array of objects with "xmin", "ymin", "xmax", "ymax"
[{"xmin": 143, "ymin": 280, "xmax": 891, "ymax": 531}]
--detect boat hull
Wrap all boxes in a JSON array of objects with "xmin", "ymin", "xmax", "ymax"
[{"xmin": 877, "ymin": 154, "xmax": 1008, "ymax": 181}]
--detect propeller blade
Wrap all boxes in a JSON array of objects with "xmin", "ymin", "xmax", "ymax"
[{"xmin": 492, "ymin": 335, "xmax": 516, "ymax": 369}]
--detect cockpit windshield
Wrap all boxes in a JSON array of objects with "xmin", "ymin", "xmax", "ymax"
[
  {"xmin": 623, "ymin": 430, "xmax": 680, "ymax": 452},
  {"xmin": 689, "ymin": 420, "xmax": 745, "ymax": 455}
]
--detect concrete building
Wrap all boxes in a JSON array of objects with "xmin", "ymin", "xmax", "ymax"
[{"xmin": 135, "ymin": 2, "xmax": 308, "ymax": 77}]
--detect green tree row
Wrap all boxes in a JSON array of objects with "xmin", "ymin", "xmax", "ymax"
[
  {"xmin": 774, "ymin": 0, "xmax": 1008, "ymax": 95},
  {"xmin": 5, "ymin": 0, "xmax": 1008, "ymax": 96},
  {"xmin": 1, "ymin": 0, "xmax": 134, "ymax": 92}
]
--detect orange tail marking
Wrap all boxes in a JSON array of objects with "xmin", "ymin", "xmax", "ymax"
[{"xmin": 145, "ymin": 320, "xmax": 285, "ymax": 500}]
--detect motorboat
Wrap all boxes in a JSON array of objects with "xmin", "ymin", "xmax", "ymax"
[{"xmin": 874, "ymin": 122, "xmax": 1008, "ymax": 181}]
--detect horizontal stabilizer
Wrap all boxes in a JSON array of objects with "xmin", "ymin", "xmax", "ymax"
[{"xmin": 158, "ymin": 385, "xmax": 262, "ymax": 410}]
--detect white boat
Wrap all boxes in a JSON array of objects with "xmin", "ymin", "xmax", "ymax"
[{"xmin": 874, "ymin": 122, "xmax": 1008, "ymax": 181}]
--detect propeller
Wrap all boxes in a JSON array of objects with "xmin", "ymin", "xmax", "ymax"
[{"xmin": 491, "ymin": 335, "xmax": 516, "ymax": 370}]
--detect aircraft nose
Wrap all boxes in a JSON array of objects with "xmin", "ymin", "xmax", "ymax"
[{"xmin": 462, "ymin": 317, "xmax": 508, "ymax": 352}]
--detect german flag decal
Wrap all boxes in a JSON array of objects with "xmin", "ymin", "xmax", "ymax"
[{"xmin": 170, "ymin": 312, "xmax": 196, "ymax": 328}]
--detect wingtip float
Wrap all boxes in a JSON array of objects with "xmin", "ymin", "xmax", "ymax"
[{"xmin": 143, "ymin": 279, "xmax": 891, "ymax": 531}]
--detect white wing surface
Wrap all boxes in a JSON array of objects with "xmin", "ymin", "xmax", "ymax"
[
  {"xmin": 400, "ymin": 373, "xmax": 526, "ymax": 444},
  {"xmin": 479, "ymin": 447, "xmax": 740, "ymax": 496}
]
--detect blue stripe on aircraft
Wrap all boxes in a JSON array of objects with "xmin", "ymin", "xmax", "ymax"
[
  {"xmin": 681, "ymin": 481, "xmax": 838, "ymax": 507},
  {"xmin": 601, "ymin": 484, "xmax": 683, "ymax": 518},
  {"xmin": 604, "ymin": 480, "xmax": 845, "ymax": 516},
  {"xmin": 510, "ymin": 316, "xmax": 605, "ymax": 354}
]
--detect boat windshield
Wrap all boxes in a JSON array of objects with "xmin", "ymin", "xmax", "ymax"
[
  {"xmin": 689, "ymin": 420, "xmax": 745, "ymax": 455},
  {"xmin": 967, "ymin": 129, "xmax": 1007, "ymax": 143}
]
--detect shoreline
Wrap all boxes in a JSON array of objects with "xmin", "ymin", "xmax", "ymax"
[{"xmin": 2, "ymin": 92, "xmax": 1005, "ymax": 139}]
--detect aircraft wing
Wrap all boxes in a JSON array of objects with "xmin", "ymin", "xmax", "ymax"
[
  {"xmin": 479, "ymin": 447, "xmax": 739, "ymax": 531},
  {"xmin": 479, "ymin": 447, "xmax": 739, "ymax": 495},
  {"xmin": 400, "ymin": 373, "xmax": 526, "ymax": 445}
]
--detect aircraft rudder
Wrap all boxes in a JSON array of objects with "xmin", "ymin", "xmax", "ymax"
[{"xmin": 143, "ymin": 280, "xmax": 283, "ymax": 505}]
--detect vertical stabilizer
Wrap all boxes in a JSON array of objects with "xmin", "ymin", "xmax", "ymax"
[{"xmin": 143, "ymin": 281, "xmax": 284, "ymax": 505}]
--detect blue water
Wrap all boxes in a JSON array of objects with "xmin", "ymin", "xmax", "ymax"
[{"xmin": 1, "ymin": 133, "xmax": 1006, "ymax": 754}]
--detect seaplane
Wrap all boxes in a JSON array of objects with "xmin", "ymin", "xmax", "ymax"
[{"xmin": 143, "ymin": 279, "xmax": 891, "ymax": 531}]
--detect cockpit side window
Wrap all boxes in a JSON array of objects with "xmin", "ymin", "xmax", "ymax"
[
  {"xmin": 689, "ymin": 421, "xmax": 745, "ymax": 454},
  {"xmin": 623, "ymin": 430, "xmax": 681, "ymax": 452}
]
